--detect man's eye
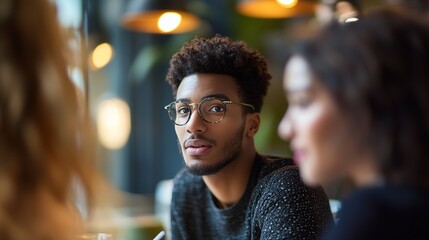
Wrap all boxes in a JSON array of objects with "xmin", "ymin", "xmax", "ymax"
[
  {"xmin": 177, "ymin": 106, "xmax": 190, "ymax": 115},
  {"xmin": 208, "ymin": 104, "xmax": 225, "ymax": 113}
]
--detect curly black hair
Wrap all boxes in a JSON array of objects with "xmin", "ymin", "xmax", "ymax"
[{"xmin": 166, "ymin": 35, "xmax": 271, "ymax": 113}]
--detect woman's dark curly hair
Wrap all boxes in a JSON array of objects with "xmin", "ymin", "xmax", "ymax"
[{"xmin": 166, "ymin": 35, "xmax": 271, "ymax": 113}]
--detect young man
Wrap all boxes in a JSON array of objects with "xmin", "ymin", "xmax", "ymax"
[{"xmin": 164, "ymin": 35, "xmax": 332, "ymax": 239}]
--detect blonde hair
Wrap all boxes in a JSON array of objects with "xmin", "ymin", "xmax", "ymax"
[{"xmin": 0, "ymin": 0, "xmax": 95, "ymax": 239}]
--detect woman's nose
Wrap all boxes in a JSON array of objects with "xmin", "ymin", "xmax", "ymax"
[{"xmin": 278, "ymin": 110, "xmax": 293, "ymax": 141}]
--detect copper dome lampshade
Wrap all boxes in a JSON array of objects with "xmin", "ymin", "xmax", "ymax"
[
  {"xmin": 237, "ymin": 0, "xmax": 317, "ymax": 18},
  {"xmin": 121, "ymin": 0, "xmax": 201, "ymax": 34}
]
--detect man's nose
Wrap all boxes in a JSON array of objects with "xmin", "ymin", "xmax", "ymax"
[{"xmin": 186, "ymin": 106, "xmax": 207, "ymax": 133}]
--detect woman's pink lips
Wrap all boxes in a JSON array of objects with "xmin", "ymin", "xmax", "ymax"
[{"xmin": 293, "ymin": 149, "xmax": 304, "ymax": 166}]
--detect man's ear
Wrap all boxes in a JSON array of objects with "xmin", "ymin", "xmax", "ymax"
[{"xmin": 246, "ymin": 113, "xmax": 260, "ymax": 137}]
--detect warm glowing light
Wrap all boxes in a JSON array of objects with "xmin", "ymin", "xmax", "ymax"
[
  {"xmin": 277, "ymin": 0, "xmax": 298, "ymax": 8},
  {"xmin": 157, "ymin": 12, "xmax": 182, "ymax": 33},
  {"xmin": 97, "ymin": 99, "xmax": 131, "ymax": 150},
  {"xmin": 344, "ymin": 17, "xmax": 359, "ymax": 23},
  {"xmin": 237, "ymin": 0, "xmax": 316, "ymax": 18},
  {"xmin": 121, "ymin": 10, "xmax": 200, "ymax": 34},
  {"xmin": 91, "ymin": 43, "xmax": 114, "ymax": 69}
]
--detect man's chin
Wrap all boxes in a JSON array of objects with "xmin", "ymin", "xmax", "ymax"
[
  {"xmin": 183, "ymin": 145, "xmax": 238, "ymax": 176},
  {"xmin": 185, "ymin": 164, "xmax": 220, "ymax": 176}
]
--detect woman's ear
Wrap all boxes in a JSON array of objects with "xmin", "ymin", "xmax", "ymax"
[{"xmin": 246, "ymin": 113, "xmax": 260, "ymax": 137}]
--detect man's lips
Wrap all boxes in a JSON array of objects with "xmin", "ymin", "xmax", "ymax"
[{"xmin": 184, "ymin": 139, "xmax": 214, "ymax": 155}]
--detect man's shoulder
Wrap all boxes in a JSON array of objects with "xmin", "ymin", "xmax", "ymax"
[
  {"xmin": 252, "ymin": 155, "xmax": 330, "ymax": 213},
  {"xmin": 255, "ymin": 155, "xmax": 322, "ymax": 196},
  {"xmin": 258, "ymin": 155, "xmax": 298, "ymax": 179}
]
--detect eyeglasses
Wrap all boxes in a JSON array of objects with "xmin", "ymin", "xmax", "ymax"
[{"xmin": 164, "ymin": 97, "xmax": 255, "ymax": 126}]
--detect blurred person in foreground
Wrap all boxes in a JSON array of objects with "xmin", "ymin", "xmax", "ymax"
[
  {"xmin": 0, "ymin": 0, "xmax": 96, "ymax": 239},
  {"xmin": 386, "ymin": 0, "xmax": 429, "ymax": 19},
  {"xmin": 278, "ymin": 7, "xmax": 429, "ymax": 240},
  {"xmin": 164, "ymin": 35, "xmax": 332, "ymax": 240}
]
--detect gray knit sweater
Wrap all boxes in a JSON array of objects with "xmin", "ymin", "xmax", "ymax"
[{"xmin": 170, "ymin": 155, "xmax": 332, "ymax": 240}]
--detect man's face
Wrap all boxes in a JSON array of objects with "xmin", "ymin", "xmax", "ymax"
[{"xmin": 174, "ymin": 73, "xmax": 248, "ymax": 176}]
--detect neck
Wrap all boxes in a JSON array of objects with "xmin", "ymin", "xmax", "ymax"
[
  {"xmin": 202, "ymin": 147, "xmax": 256, "ymax": 208},
  {"xmin": 350, "ymin": 154, "xmax": 380, "ymax": 187}
]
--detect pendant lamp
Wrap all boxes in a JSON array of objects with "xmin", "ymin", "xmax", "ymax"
[
  {"xmin": 237, "ymin": 0, "xmax": 317, "ymax": 18},
  {"xmin": 121, "ymin": 0, "xmax": 200, "ymax": 34}
]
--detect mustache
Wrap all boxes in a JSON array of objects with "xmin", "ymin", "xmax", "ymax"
[{"xmin": 184, "ymin": 134, "xmax": 216, "ymax": 146}]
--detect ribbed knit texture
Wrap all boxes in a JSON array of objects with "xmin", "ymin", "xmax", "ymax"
[{"xmin": 170, "ymin": 155, "xmax": 333, "ymax": 240}]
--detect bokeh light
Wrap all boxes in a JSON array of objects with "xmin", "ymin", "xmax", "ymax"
[{"xmin": 157, "ymin": 12, "xmax": 182, "ymax": 33}]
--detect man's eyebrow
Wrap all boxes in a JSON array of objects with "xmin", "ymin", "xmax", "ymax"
[
  {"xmin": 204, "ymin": 94, "xmax": 230, "ymax": 100},
  {"xmin": 175, "ymin": 98, "xmax": 190, "ymax": 103},
  {"xmin": 175, "ymin": 94, "xmax": 230, "ymax": 103}
]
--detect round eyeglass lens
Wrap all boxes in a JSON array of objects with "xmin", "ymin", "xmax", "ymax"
[
  {"xmin": 199, "ymin": 98, "xmax": 226, "ymax": 123},
  {"xmin": 168, "ymin": 102, "xmax": 190, "ymax": 125}
]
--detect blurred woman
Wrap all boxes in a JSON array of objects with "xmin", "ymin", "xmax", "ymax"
[
  {"xmin": 278, "ymin": 8, "xmax": 429, "ymax": 240},
  {"xmin": 0, "ymin": 0, "xmax": 96, "ymax": 239}
]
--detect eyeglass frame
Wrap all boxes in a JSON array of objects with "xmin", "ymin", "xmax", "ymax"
[{"xmin": 164, "ymin": 96, "xmax": 255, "ymax": 126}]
